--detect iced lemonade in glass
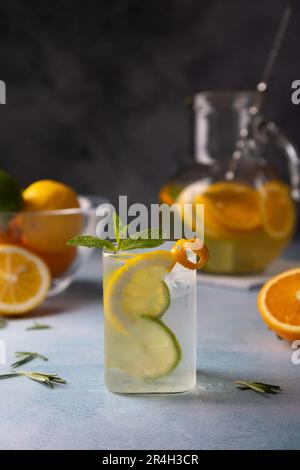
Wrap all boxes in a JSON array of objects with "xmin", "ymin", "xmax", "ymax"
[
  {"xmin": 69, "ymin": 218, "xmax": 209, "ymax": 394},
  {"xmin": 103, "ymin": 245, "xmax": 198, "ymax": 393}
]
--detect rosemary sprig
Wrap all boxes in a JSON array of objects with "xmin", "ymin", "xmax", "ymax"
[
  {"xmin": 0, "ymin": 317, "xmax": 7, "ymax": 329},
  {"xmin": 26, "ymin": 322, "xmax": 51, "ymax": 331},
  {"xmin": 0, "ymin": 373, "xmax": 20, "ymax": 379},
  {"xmin": 235, "ymin": 380, "xmax": 282, "ymax": 394},
  {"xmin": 11, "ymin": 351, "xmax": 48, "ymax": 369},
  {"xmin": 0, "ymin": 371, "xmax": 66, "ymax": 388}
]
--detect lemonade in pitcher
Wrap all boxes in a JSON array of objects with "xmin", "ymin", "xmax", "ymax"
[
  {"xmin": 160, "ymin": 91, "xmax": 299, "ymax": 274},
  {"xmin": 176, "ymin": 179, "xmax": 296, "ymax": 274}
]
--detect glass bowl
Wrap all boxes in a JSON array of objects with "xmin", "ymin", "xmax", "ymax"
[{"xmin": 0, "ymin": 195, "xmax": 107, "ymax": 296}]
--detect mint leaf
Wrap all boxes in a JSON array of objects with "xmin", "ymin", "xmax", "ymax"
[
  {"xmin": 113, "ymin": 212, "xmax": 121, "ymax": 249},
  {"xmin": 120, "ymin": 228, "xmax": 165, "ymax": 251},
  {"xmin": 120, "ymin": 223, "xmax": 130, "ymax": 241},
  {"xmin": 67, "ymin": 235, "xmax": 116, "ymax": 252}
]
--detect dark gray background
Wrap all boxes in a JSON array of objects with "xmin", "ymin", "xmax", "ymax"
[{"xmin": 0, "ymin": 0, "xmax": 299, "ymax": 211}]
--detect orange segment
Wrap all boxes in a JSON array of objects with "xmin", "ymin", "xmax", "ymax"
[
  {"xmin": 171, "ymin": 238, "xmax": 209, "ymax": 270},
  {"xmin": 203, "ymin": 182, "xmax": 261, "ymax": 232},
  {"xmin": 0, "ymin": 245, "xmax": 50, "ymax": 315},
  {"xmin": 258, "ymin": 268, "xmax": 300, "ymax": 341},
  {"xmin": 259, "ymin": 181, "xmax": 296, "ymax": 240}
]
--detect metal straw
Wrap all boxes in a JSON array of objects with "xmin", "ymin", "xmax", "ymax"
[
  {"xmin": 251, "ymin": 2, "xmax": 292, "ymax": 117},
  {"xmin": 227, "ymin": 2, "xmax": 292, "ymax": 177}
]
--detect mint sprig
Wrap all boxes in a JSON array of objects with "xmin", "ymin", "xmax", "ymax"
[
  {"xmin": 68, "ymin": 235, "xmax": 117, "ymax": 252},
  {"xmin": 119, "ymin": 228, "xmax": 164, "ymax": 251},
  {"xmin": 67, "ymin": 213, "xmax": 165, "ymax": 253}
]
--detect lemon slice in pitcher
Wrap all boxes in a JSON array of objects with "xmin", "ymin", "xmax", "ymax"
[{"xmin": 104, "ymin": 251, "xmax": 175, "ymax": 333}]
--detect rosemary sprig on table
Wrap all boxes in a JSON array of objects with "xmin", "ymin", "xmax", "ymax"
[
  {"xmin": 26, "ymin": 322, "xmax": 51, "ymax": 331},
  {"xmin": 235, "ymin": 381, "xmax": 282, "ymax": 394},
  {"xmin": 11, "ymin": 352, "xmax": 48, "ymax": 369},
  {"xmin": 0, "ymin": 317, "xmax": 7, "ymax": 328},
  {"xmin": 0, "ymin": 371, "xmax": 66, "ymax": 388}
]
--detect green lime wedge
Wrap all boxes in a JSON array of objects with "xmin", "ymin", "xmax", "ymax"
[
  {"xmin": 152, "ymin": 281, "xmax": 170, "ymax": 318},
  {"xmin": 107, "ymin": 316, "xmax": 182, "ymax": 380}
]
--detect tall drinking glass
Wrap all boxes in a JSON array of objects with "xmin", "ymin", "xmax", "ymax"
[{"xmin": 103, "ymin": 244, "xmax": 197, "ymax": 393}]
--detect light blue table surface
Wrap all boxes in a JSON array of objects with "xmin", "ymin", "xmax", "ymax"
[{"xmin": 0, "ymin": 247, "xmax": 300, "ymax": 450}]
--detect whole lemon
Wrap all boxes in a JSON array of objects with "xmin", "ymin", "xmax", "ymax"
[
  {"xmin": 20, "ymin": 180, "xmax": 83, "ymax": 253},
  {"xmin": 23, "ymin": 179, "xmax": 80, "ymax": 211}
]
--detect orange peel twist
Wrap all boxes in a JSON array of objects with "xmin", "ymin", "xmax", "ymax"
[{"xmin": 171, "ymin": 238, "xmax": 209, "ymax": 270}]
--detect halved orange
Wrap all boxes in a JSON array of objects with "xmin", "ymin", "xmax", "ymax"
[
  {"xmin": 0, "ymin": 245, "xmax": 50, "ymax": 315},
  {"xmin": 258, "ymin": 268, "xmax": 300, "ymax": 341},
  {"xmin": 259, "ymin": 181, "xmax": 295, "ymax": 240}
]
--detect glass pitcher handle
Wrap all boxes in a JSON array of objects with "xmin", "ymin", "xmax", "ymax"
[{"xmin": 255, "ymin": 118, "xmax": 300, "ymax": 202}]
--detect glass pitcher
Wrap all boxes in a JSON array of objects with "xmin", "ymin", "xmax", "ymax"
[{"xmin": 160, "ymin": 91, "xmax": 300, "ymax": 274}]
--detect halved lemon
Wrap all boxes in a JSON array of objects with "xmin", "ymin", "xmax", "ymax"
[
  {"xmin": 258, "ymin": 268, "xmax": 300, "ymax": 341},
  {"xmin": 104, "ymin": 251, "xmax": 175, "ymax": 333},
  {"xmin": 0, "ymin": 245, "xmax": 50, "ymax": 315},
  {"xmin": 259, "ymin": 181, "xmax": 295, "ymax": 240}
]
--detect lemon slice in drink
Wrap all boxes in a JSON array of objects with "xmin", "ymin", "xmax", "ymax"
[
  {"xmin": 104, "ymin": 251, "xmax": 175, "ymax": 333},
  {"xmin": 107, "ymin": 316, "xmax": 182, "ymax": 379}
]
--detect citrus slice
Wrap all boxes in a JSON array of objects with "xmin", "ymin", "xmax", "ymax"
[
  {"xmin": 107, "ymin": 315, "xmax": 182, "ymax": 379},
  {"xmin": 194, "ymin": 193, "xmax": 235, "ymax": 238},
  {"xmin": 171, "ymin": 238, "xmax": 209, "ymax": 270},
  {"xmin": 176, "ymin": 180, "xmax": 211, "ymax": 205},
  {"xmin": 203, "ymin": 182, "xmax": 261, "ymax": 232},
  {"xmin": 175, "ymin": 180, "xmax": 211, "ymax": 237},
  {"xmin": 0, "ymin": 245, "xmax": 50, "ymax": 315},
  {"xmin": 259, "ymin": 181, "xmax": 295, "ymax": 240},
  {"xmin": 258, "ymin": 268, "xmax": 300, "ymax": 341},
  {"xmin": 104, "ymin": 251, "xmax": 175, "ymax": 332}
]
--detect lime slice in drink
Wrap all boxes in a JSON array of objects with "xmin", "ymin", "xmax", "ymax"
[
  {"xmin": 107, "ymin": 316, "xmax": 182, "ymax": 379},
  {"xmin": 104, "ymin": 250, "xmax": 175, "ymax": 333}
]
